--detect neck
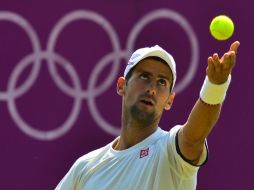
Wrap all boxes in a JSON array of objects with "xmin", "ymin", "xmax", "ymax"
[{"xmin": 113, "ymin": 109, "xmax": 159, "ymax": 150}]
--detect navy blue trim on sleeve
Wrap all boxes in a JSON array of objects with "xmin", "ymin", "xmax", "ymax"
[{"xmin": 175, "ymin": 128, "xmax": 209, "ymax": 167}]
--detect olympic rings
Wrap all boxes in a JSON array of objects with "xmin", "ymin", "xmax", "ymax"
[
  {"xmin": 127, "ymin": 9, "xmax": 199, "ymax": 93},
  {"xmin": 0, "ymin": 11, "xmax": 41, "ymax": 100},
  {"xmin": 47, "ymin": 10, "xmax": 122, "ymax": 98},
  {"xmin": 7, "ymin": 52, "xmax": 83, "ymax": 140},
  {"xmin": 0, "ymin": 9, "xmax": 199, "ymax": 140}
]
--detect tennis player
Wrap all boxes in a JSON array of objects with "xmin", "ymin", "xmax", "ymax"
[{"xmin": 56, "ymin": 41, "xmax": 240, "ymax": 190}]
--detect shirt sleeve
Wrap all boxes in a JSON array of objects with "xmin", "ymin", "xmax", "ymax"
[
  {"xmin": 55, "ymin": 158, "xmax": 83, "ymax": 190},
  {"xmin": 167, "ymin": 125, "xmax": 208, "ymax": 178},
  {"xmin": 55, "ymin": 146, "xmax": 107, "ymax": 190}
]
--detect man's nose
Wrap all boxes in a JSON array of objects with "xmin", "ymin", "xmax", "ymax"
[{"xmin": 146, "ymin": 81, "xmax": 156, "ymax": 96}]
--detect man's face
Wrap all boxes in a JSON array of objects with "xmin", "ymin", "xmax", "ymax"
[{"xmin": 122, "ymin": 58, "xmax": 174, "ymax": 125}]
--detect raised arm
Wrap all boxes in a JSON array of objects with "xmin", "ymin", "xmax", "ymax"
[{"xmin": 178, "ymin": 41, "xmax": 240, "ymax": 164}]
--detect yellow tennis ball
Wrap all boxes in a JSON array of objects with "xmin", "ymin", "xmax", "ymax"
[{"xmin": 209, "ymin": 15, "xmax": 234, "ymax": 40}]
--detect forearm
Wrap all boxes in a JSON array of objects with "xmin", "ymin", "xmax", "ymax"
[
  {"xmin": 184, "ymin": 99, "xmax": 221, "ymax": 142},
  {"xmin": 178, "ymin": 99, "xmax": 221, "ymax": 162}
]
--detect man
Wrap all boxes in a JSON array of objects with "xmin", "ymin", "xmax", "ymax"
[{"xmin": 56, "ymin": 41, "xmax": 240, "ymax": 190}]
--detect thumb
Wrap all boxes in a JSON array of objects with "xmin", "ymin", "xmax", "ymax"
[{"xmin": 229, "ymin": 41, "xmax": 240, "ymax": 54}]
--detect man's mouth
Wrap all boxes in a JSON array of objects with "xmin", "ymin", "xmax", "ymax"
[{"xmin": 140, "ymin": 99, "xmax": 154, "ymax": 106}]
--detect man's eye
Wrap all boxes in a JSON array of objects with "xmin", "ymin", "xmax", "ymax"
[
  {"xmin": 140, "ymin": 74, "xmax": 149, "ymax": 80},
  {"xmin": 158, "ymin": 79, "xmax": 167, "ymax": 86}
]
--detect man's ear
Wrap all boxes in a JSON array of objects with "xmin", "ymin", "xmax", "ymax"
[
  {"xmin": 117, "ymin": 77, "xmax": 125, "ymax": 96},
  {"xmin": 164, "ymin": 92, "xmax": 176, "ymax": 110}
]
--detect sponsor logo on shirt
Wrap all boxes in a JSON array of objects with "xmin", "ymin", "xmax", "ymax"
[{"xmin": 140, "ymin": 148, "xmax": 149, "ymax": 158}]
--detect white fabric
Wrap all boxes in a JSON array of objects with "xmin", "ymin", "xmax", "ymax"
[
  {"xmin": 56, "ymin": 125, "xmax": 208, "ymax": 190},
  {"xmin": 124, "ymin": 45, "xmax": 177, "ymax": 90},
  {"xmin": 200, "ymin": 75, "xmax": 231, "ymax": 105}
]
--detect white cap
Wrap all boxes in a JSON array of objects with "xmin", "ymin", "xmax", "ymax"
[{"xmin": 124, "ymin": 45, "xmax": 176, "ymax": 91}]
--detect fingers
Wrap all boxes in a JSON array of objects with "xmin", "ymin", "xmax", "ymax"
[
  {"xmin": 213, "ymin": 53, "xmax": 221, "ymax": 72},
  {"xmin": 206, "ymin": 56, "xmax": 215, "ymax": 77},
  {"xmin": 228, "ymin": 51, "xmax": 236, "ymax": 68},
  {"xmin": 207, "ymin": 54, "xmax": 221, "ymax": 72},
  {"xmin": 217, "ymin": 41, "xmax": 239, "ymax": 70},
  {"xmin": 223, "ymin": 48, "xmax": 236, "ymax": 69},
  {"xmin": 208, "ymin": 52, "xmax": 233, "ymax": 73},
  {"xmin": 207, "ymin": 56, "xmax": 214, "ymax": 68},
  {"xmin": 229, "ymin": 41, "xmax": 240, "ymax": 54},
  {"xmin": 207, "ymin": 56, "xmax": 214, "ymax": 70},
  {"xmin": 222, "ymin": 53, "xmax": 231, "ymax": 70},
  {"xmin": 206, "ymin": 41, "xmax": 239, "ymax": 84}
]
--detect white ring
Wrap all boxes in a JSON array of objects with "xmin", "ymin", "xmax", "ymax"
[
  {"xmin": 127, "ymin": 9, "xmax": 199, "ymax": 93},
  {"xmin": 1, "ymin": 9, "xmax": 200, "ymax": 140},
  {"xmin": 7, "ymin": 51, "xmax": 82, "ymax": 140},
  {"xmin": 87, "ymin": 9, "xmax": 200, "ymax": 136},
  {"xmin": 0, "ymin": 11, "xmax": 41, "ymax": 101},
  {"xmin": 46, "ymin": 10, "xmax": 121, "ymax": 98},
  {"xmin": 87, "ymin": 51, "xmax": 128, "ymax": 135}
]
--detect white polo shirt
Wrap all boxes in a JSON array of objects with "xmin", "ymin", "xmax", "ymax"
[{"xmin": 56, "ymin": 125, "xmax": 208, "ymax": 190}]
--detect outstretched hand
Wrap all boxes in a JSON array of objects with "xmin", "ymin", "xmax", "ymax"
[{"xmin": 206, "ymin": 41, "xmax": 240, "ymax": 84}]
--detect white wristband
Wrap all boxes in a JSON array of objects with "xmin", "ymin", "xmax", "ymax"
[{"xmin": 200, "ymin": 75, "xmax": 231, "ymax": 105}]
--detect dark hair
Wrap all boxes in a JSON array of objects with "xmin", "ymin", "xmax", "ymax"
[{"xmin": 125, "ymin": 56, "xmax": 174, "ymax": 92}]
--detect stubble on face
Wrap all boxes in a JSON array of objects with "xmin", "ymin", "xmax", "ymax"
[
  {"xmin": 123, "ymin": 58, "xmax": 172, "ymax": 128},
  {"xmin": 129, "ymin": 100, "xmax": 157, "ymax": 127}
]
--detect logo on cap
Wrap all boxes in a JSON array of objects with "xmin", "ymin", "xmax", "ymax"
[{"xmin": 128, "ymin": 53, "xmax": 141, "ymax": 65}]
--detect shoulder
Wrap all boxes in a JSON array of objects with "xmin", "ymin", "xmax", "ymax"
[
  {"xmin": 156, "ymin": 125, "xmax": 182, "ymax": 145},
  {"xmin": 149, "ymin": 125, "xmax": 182, "ymax": 154},
  {"xmin": 168, "ymin": 125, "xmax": 182, "ymax": 136},
  {"xmin": 56, "ymin": 144, "xmax": 112, "ymax": 189},
  {"xmin": 75, "ymin": 144, "xmax": 110, "ymax": 167}
]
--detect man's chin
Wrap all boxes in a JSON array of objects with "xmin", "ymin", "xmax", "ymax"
[{"xmin": 130, "ymin": 106, "xmax": 155, "ymax": 125}]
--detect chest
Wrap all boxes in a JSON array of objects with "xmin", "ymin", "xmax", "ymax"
[{"xmin": 81, "ymin": 146, "xmax": 172, "ymax": 190}]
